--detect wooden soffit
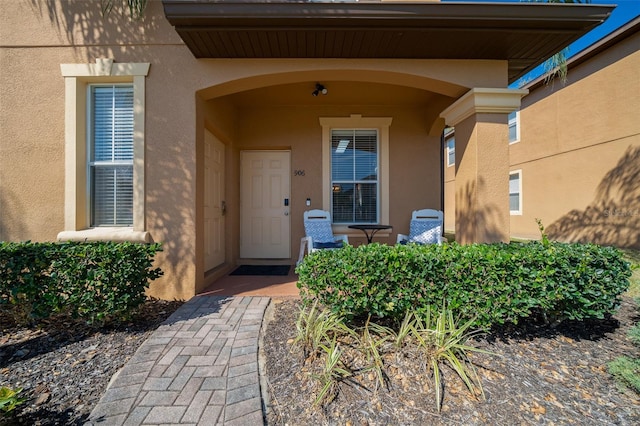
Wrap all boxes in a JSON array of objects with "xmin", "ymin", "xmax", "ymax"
[{"xmin": 161, "ymin": 1, "xmax": 615, "ymax": 83}]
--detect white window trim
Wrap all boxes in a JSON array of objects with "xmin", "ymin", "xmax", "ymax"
[
  {"xmin": 58, "ymin": 59, "xmax": 150, "ymax": 243},
  {"xmin": 509, "ymin": 170, "xmax": 523, "ymax": 216},
  {"xmin": 508, "ymin": 110, "xmax": 520, "ymax": 144},
  {"xmin": 320, "ymin": 115, "xmax": 392, "ymax": 236}
]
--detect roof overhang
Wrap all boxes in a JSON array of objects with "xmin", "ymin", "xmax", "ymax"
[
  {"xmin": 162, "ymin": 1, "xmax": 615, "ymax": 84},
  {"xmin": 524, "ymin": 15, "xmax": 640, "ymax": 90}
]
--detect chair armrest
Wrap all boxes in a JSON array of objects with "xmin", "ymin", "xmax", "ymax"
[
  {"xmin": 297, "ymin": 236, "xmax": 312, "ymax": 265},
  {"xmin": 334, "ymin": 234, "xmax": 349, "ymax": 244},
  {"xmin": 397, "ymin": 233, "xmax": 408, "ymax": 244}
]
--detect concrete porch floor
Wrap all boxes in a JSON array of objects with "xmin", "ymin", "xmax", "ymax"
[{"xmin": 200, "ymin": 267, "xmax": 301, "ymax": 298}]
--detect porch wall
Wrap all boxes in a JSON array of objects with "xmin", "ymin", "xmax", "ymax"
[{"xmin": 214, "ymin": 104, "xmax": 443, "ymax": 259}]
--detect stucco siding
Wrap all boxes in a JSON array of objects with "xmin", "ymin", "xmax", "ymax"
[
  {"xmin": 230, "ymin": 104, "xmax": 442, "ymax": 249},
  {"xmin": 511, "ymin": 30, "xmax": 640, "ymax": 248},
  {"xmin": 1, "ymin": 1, "xmax": 521, "ymax": 300},
  {"xmin": 1, "ymin": 47, "xmax": 66, "ymax": 241}
]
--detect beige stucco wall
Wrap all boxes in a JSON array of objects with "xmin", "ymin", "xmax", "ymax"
[
  {"xmin": 1, "ymin": 1, "xmax": 202, "ymax": 300},
  {"xmin": 2, "ymin": 1, "xmax": 514, "ymax": 300},
  {"xmin": 450, "ymin": 113, "xmax": 511, "ymax": 243},
  {"xmin": 231, "ymin": 103, "xmax": 443, "ymax": 249},
  {"xmin": 1, "ymin": 46, "xmax": 66, "ymax": 240},
  {"xmin": 511, "ymin": 30, "xmax": 640, "ymax": 248}
]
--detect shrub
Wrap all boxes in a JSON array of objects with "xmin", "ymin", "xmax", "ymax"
[
  {"xmin": 628, "ymin": 322, "xmax": 640, "ymax": 346},
  {"xmin": 296, "ymin": 241, "xmax": 631, "ymax": 329},
  {"xmin": 608, "ymin": 297, "xmax": 640, "ymax": 395},
  {"xmin": 608, "ymin": 356, "xmax": 640, "ymax": 394},
  {"xmin": 0, "ymin": 241, "xmax": 59, "ymax": 321},
  {"xmin": 0, "ymin": 241, "xmax": 163, "ymax": 325},
  {"xmin": 0, "ymin": 386, "xmax": 24, "ymax": 414}
]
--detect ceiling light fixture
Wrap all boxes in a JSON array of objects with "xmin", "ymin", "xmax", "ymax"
[{"xmin": 312, "ymin": 83, "xmax": 328, "ymax": 97}]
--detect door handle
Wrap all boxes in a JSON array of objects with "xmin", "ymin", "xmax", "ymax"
[
  {"xmin": 221, "ymin": 200, "xmax": 227, "ymax": 216},
  {"xmin": 284, "ymin": 211, "xmax": 289, "ymax": 216}
]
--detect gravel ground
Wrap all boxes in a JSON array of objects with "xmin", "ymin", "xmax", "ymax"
[
  {"xmin": 0, "ymin": 299, "xmax": 183, "ymax": 425},
  {"xmin": 263, "ymin": 298, "xmax": 640, "ymax": 425}
]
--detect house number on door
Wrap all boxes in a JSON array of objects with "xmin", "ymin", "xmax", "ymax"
[{"xmin": 294, "ymin": 170, "xmax": 305, "ymax": 176}]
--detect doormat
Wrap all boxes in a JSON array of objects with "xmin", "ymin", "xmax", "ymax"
[{"xmin": 230, "ymin": 265, "xmax": 291, "ymax": 276}]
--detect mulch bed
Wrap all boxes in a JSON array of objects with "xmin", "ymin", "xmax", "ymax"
[
  {"xmin": 262, "ymin": 298, "xmax": 640, "ymax": 425},
  {"xmin": 2, "ymin": 296, "xmax": 638, "ymax": 425},
  {"xmin": 0, "ymin": 299, "xmax": 183, "ymax": 425}
]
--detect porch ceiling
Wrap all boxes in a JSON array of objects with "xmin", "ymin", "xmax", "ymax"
[
  {"xmin": 220, "ymin": 81, "xmax": 439, "ymax": 107},
  {"xmin": 161, "ymin": 1, "xmax": 614, "ymax": 84}
]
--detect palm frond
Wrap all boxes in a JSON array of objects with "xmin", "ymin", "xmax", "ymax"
[{"xmin": 100, "ymin": 0, "xmax": 149, "ymax": 21}]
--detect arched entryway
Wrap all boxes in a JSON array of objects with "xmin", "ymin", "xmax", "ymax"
[{"xmin": 193, "ymin": 63, "xmax": 522, "ymax": 291}]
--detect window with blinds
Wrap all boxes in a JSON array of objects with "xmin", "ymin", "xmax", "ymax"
[
  {"xmin": 89, "ymin": 85, "xmax": 134, "ymax": 226},
  {"xmin": 331, "ymin": 129, "xmax": 379, "ymax": 224},
  {"xmin": 445, "ymin": 128, "xmax": 455, "ymax": 167},
  {"xmin": 509, "ymin": 170, "xmax": 522, "ymax": 214},
  {"xmin": 508, "ymin": 110, "xmax": 519, "ymax": 143}
]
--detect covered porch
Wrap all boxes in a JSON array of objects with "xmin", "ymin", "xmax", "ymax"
[
  {"xmin": 193, "ymin": 65, "xmax": 527, "ymax": 292},
  {"xmin": 156, "ymin": 0, "xmax": 614, "ymax": 299}
]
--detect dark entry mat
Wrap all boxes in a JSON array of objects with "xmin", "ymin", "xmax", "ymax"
[{"xmin": 230, "ymin": 265, "xmax": 291, "ymax": 276}]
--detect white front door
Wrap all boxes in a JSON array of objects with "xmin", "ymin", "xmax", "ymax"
[
  {"xmin": 204, "ymin": 130, "xmax": 225, "ymax": 271},
  {"xmin": 240, "ymin": 150, "xmax": 291, "ymax": 259}
]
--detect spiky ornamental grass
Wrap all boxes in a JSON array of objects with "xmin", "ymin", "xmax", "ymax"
[
  {"xmin": 100, "ymin": 0, "xmax": 149, "ymax": 21},
  {"xmin": 291, "ymin": 301, "xmax": 495, "ymax": 411}
]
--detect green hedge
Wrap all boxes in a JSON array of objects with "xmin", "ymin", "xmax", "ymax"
[
  {"xmin": 296, "ymin": 241, "xmax": 631, "ymax": 329},
  {"xmin": 0, "ymin": 241, "xmax": 163, "ymax": 324}
]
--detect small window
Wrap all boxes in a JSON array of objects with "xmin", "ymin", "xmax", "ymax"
[
  {"xmin": 509, "ymin": 170, "xmax": 522, "ymax": 215},
  {"xmin": 445, "ymin": 128, "xmax": 455, "ymax": 167},
  {"xmin": 508, "ymin": 111, "xmax": 520, "ymax": 144},
  {"xmin": 331, "ymin": 129, "xmax": 379, "ymax": 224},
  {"xmin": 89, "ymin": 85, "xmax": 134, "ymax": 226}
]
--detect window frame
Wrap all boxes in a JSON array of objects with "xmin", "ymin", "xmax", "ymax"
[
  {"xmin": 509, "ymin": 170, "xmax": 523, "ymax": 215},
  {"xmin": 445, "ymin": 127, "xmax": 455, "ymax": 167},
  {"xmin": 88, "ymin": 83, "xmax": 135, "ymax": 227},
  {"xmin": 508, "ymin": 110, "xmax": 520, "ymax": 144},
  {"xmin": 330, "ymin": 128, "xmax": 380, "ymax": 225},
  {"xmin": 58, "ymin": 60, "xmax": 150, "ymax": 242},
  {"xmin": 320, "ymin": 115, "xmax": 392, "ymax": 234}
]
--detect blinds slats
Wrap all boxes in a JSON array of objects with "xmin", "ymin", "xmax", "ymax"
[
  {"xmin": 92, "ymin": 166, "xmax": 134, "ymax": 226},
  {"xmin": 90, "ymin": 85, "xmax": 134, "ymax": 226},
  {"xmin": 509, "ymin": 173, "xmax": 519, "ymax": 193},
  {"xmin": 509, "ymin": 173, "xmax": 520, "ymax": 212},
  {"xmin": 92, "ymin": 86, "xmax": 134, "ymax": 162},
  {"xmin": 330, "ymin": 129, "xmax": 379, "ymax": 224}
]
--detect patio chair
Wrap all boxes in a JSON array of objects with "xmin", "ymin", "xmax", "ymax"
[
  {"xmin": 297, "ymin": 209, "xmax": 349, "ymax": 265},
  {"xmin": 397, "ymin": 209, "xmax": 444, "ymax": 245}
]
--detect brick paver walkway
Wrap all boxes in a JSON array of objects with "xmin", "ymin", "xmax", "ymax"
[{"xmin": 86, "ymin": 296, "xmax": 270, "ymax": 425}]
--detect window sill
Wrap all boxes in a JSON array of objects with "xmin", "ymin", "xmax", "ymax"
[{"xmin": 57, "ymin": 228, "xmax": 152, "ymax": 243}]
